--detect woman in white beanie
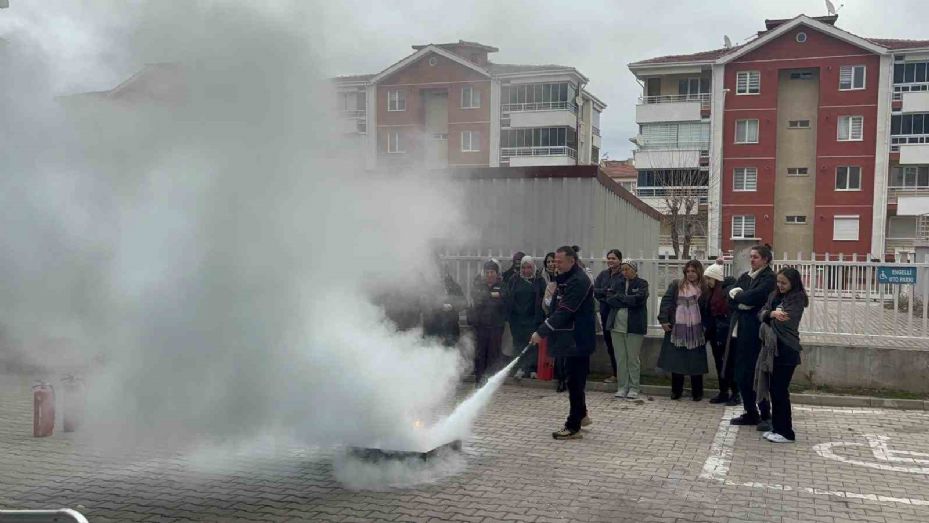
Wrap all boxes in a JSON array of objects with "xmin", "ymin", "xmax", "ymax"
[{"xmin": 703, "ymin": 262, "xmax": 740, "ymax": 405}]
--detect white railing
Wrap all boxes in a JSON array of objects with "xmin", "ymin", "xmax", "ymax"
[
  {"xmin": 639, "ymin": 93, "xmax": 711, "ymax": 111},
  {"xmin": 888, "ymin": 186, "xmax": 929, "ymax": 203},
  {"xmin": 636, "ymin": 186, "xmax": 708, "ymax": 203},
  {"xmin": 891, "ymin": 134, "xmax": 929, "ymax": 151},
  {"xmin": 500, "ymin": 146, "xmax": 577, "ymax": 159},
  {"xmin": 501, "ymin": 101, "xmax": 578, "ymax": 113},
  {"xmin": 339, "ymin": 109, "xmax": 365, "ymax": 119},
  {"xmin": 592, "ymin": 126, "xmax": 601, "ymax": 137},
  {"xmin": 636, "ymin": 141, "xmax": 710, "ymax": 151},
  {"xmin": 441, "ymin": 251, "xmax": 929, "ymax": 342},
  {"xmin": 893, "ymin": 82, "xmax": 929, "ymax": 101}
]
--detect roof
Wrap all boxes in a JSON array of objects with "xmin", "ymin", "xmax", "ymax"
[
  {"xmin": 600, "ymin": 161, "xmax": 637, "ymax": 180},
  {"xmin": 413, "ymin": 40, "xmax": 499, "ymax": 53},
  {"xmin": 630, "ymin": 14, "xmax": 929, "ymax": 69},
  {"xmin": 486, "ymin": 63, "xmax": 576, "ymax": 74},
  {"xmin": 334, "ymin": 73, "xmax": 375, "ymax": 83}
]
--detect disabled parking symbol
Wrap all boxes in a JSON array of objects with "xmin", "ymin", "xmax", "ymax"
[{"xmin": 814, "ymin": 434, "xmax": 929, "ymax": 474}]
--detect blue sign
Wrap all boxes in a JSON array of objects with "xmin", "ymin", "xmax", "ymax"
[{"xmin": 877, "ymin": 266, "xmax": 918, "ymax": 284}]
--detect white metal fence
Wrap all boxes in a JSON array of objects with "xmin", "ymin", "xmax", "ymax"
[{"xmin": 442, "ymin": 251, "xmax": 929, "ymax": 343}]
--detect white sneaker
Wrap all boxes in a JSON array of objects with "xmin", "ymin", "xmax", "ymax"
[
  {"xmin": 614, "ymin": 391, "xmax": 626, "ymax": 399},
  {"xmin": 626, "ymin": 390, "xmax": 639, "ymax": 399},
  {"xmin": 603, "ymin": 376, "xmax": 617, "ymax": 384},
  {"xmin": 514, "ymin": 369, "xmax": 525, "ymax": 379},
  {"xmin": 762, "ymin": 431, "xmax": 773, "ymax": 438},
  {"xmin": 765, "ymin": 433, "xmax": 793, "ymax": 443},
  {"xmin": 529, "ymin": 372, "xmax": 537, "ymax": 379}
]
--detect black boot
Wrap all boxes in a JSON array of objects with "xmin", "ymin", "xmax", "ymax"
[
  {"xmin": 556, "ymin": 379, "xmax": 567, "ymax": 393},
  {"xmin": 725, "ymin": 392, "xmax": 742, "ymax": 406},
  {"xmin": 709, "ymin": 393, "xmax": 729, "ymax": 404}
]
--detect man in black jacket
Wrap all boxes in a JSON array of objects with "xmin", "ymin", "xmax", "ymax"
[
  {"xmin": 727, "ymin": 245, "xmax": 777, "ymax": 429},
  {"xmin": 531, "ymin": 246, "xmax": 596, "ymax": 440},
  {"xmin": 469, "ymin": 260, "xmax": 508, "ymax": 386}
]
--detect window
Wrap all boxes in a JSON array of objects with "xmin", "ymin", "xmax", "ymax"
[
  {"xmin": 646, "ymin": 78, "xmax": 661, "ymax": 97},
  {"xmin": 461, "ymin": 130, "xmax": 480, "ymax": 152},
  {"xmin": 833, "ymin": 216, "xmax": 860, "ymax": 241},
  {"xmin": 735, "ymin": 119, "xmax": 759, "ymax": 144},
  {"xmin": 894, "ymin": 61, "xmax": 929, "ymax": 84},
  {"xmin": 592, "ymin": 146, "xmax": 600, "ymax": 164},
  {"xmin": 461, "ymin": 86, "xmax": 481, "ymax": 109},
  {"xmin": 836, "ymin": 166, "xmax": 862, "ymax": 191},
  {"xmin": 500, "ymin": 127, "xmax": 576, "ymax": 149},
  {"xmin": 787, "ymin": 167, "xmax": 809, "ymax": 177},
  {"xmin": 838, "ymin": 115, "xmax": 864, "ymax": 141},
  {"xmin": 786, "ymin": 215, "xmax": 807, "ymax": 224},
  {"xmin": 790, "ymin": 71, "xmax": 813, "ymax": 80},
  {"xmin": 678, "ymin": 77, "xmax": 710, "ymax": 98},
  {"xmin": 888, "ymin": 216, "xmax": 918, "ymax": 239},
  {"xmin": 736, "ymin": 71, "xmax": 761, "ymax": 95},
  {"xmin": 732, "ymin": 215, "xmax": 756, "ymax": 239},
  {"xmin": 839, "ymin": 65, "xmax": 866, "ymax": 90},
  {"xmin": 639, "ymin": 122, "xmax": 710, "ymax": 148},
  {"xmin": 387, "ymin": 130, "xmax": 403, "ymax": 153},
  {"xmin": 795, "ymin": 32, "xmax": 807, "ymax": 43},
  {"xmin": 890, "ymin": 166, "xmax": 929, "ymax": 188},
  {"xmin": 788, "ymin": 120, "xmax": 811, "ymax": 129},
  {"xmin": 387, "ymin": 89, "xmax": 406, "ymax": 111},
  {"xmin": 733, "ymin": 167, "xmax": 758, "ymax": 191},
  {"xmin": 891, "ymin": 114, "xmax": 929, "ymax": 136},
  {"xmin": 502, "ymin": 82, "xmax": 576, "ymax": 110}
]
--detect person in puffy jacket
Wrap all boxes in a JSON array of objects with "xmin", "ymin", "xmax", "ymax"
[
  {"xmin": 468, "ymin": 260, "xmax": 507, "ymax": 386},
  {"xmin": 594, "ymin": 249, "xmax": 624, "ymax": 384}
]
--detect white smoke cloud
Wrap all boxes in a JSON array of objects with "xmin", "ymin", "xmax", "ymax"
[{"xmin": 0, "ymin": 1, "xmax": 479, "ymax": 460}]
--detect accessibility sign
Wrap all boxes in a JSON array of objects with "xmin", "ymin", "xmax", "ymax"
[{"xmin": 877, "ymin": 266, "xmax": 917, "ymax": 284}]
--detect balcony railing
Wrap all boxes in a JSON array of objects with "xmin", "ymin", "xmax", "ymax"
[
  {"xmin": 893, "ymin": 82, "xmax": 929, "ymax": 101},
  {"xmin": 500, "ymin": 146, "xmax": 577, "ymax": 159},
  {"xmin": 637, "ymin": 141, "xmax": 710, "ymax": 151},
  {"xmin": 592, "ymin": 126, "xmax": 601, "ymax": 137},
  {"xmin": 639, "ymin": 93, "xmax": 711, "ymax": 109},
  {"xmin": 888, "ymin": 186, "xmax": 929, "ymax": 203},
  {"xmin": 339, "ymin": 109, "xmax": 366, "ymax": 118},
  {"xmin": 501, "ymin": 101, "xmax": 578, "ymax": 113},
  {"xmin": 636, "ymin": 186, "xmax": 708, "ymax": 203},
  {"xmin": 891, "ymin": 134, "xmax": 929, "ymax": 152}
]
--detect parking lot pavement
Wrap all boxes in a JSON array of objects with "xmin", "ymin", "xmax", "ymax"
[{"xmin": 3, "ymin": 374, "xmax": 929, "ymax": 522}]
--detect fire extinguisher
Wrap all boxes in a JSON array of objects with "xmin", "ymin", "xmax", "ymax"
[
  {"xmin": 33, "ymin": 381, "xmax": 55, "ymax": 437},
  {"xmin": 61, "ymin": 374, "xmax": 84, "ymax": 432}
]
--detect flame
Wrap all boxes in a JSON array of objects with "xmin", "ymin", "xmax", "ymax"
[{"xmin": 413, "ymin": 419, "xmax": 424, "ymax": 429}]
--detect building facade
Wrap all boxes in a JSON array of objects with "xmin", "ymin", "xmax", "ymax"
[
  {"xmin": 334, "ymin": 41, "xmax": 605, "ymax": 171},
  {"xmin": 629, "ymin": 15, "xmax": 929, "ymax": 260}
]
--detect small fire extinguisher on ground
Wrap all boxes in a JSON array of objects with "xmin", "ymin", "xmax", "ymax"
[{"xmin": 33, "ymin": 381, "xmax": 55, "ymax": 437}]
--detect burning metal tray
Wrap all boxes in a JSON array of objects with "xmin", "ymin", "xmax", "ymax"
[{"xmin": 348, "ymin": 440, "xmax": 462, "ymax": 462}]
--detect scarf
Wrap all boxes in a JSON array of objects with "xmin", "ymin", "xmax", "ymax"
[{"xmin": 671, "ymin": 283, "xmax": 705, "ymax": 350}]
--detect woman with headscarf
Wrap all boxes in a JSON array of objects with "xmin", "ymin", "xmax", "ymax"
[
  {"xmin": 657, "ymin": 260, "xmax": 709, "ymax": 401},
  {"xmin": 604, "ymin": 260, "xmax": 649, "ymax": 399},
  {"xmin": 507, "ymin": 256, "xmax": 546, "ymax": 379},
  {"xmin": 594, "ymin": 249, "xmax": 624, "ymax": 384}
]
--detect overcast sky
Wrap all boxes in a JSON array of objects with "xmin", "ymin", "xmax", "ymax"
[
  {"xmin": 4, "ymin": 0, "xmax": 929, "ymax": 159},
  {"xmin": 314, "ymin": 0, "xmax": 929, "ymax": 158}
]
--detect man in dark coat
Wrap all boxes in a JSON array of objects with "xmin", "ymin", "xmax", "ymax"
[
  {"xmin": 469, "ymin": 260, "xmax": 508, "ymax": 386},
  {"xmin": 726, "ymin": 244, "xmax": 777, "ymax": 429},
  {"xmin": 501, "ymin": 251, "xmax": 526, "ymax": 286},
  {"xmin": 531, "ymin": 246, "xmax": 596, "ymax": 440}
]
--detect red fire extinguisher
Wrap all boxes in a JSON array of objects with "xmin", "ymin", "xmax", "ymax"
[{"xmin": 33, "ymin": 381, "xmax": 55, "ymax": 437}]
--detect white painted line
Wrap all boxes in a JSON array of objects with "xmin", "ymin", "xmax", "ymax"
[
  {"xmin": 701, "ymin": 404, "xmax": 929, "ymax": 507},
  {"xmin": 794, "ymin": 407, "xmax": 884, "ymax": 414},
  {"xmin": 814, "ymin": 434, "xmax": 929, "ymax": 474}
]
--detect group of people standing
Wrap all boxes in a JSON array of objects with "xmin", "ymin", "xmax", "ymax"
[{"xmin": 652, "ymin": 244, "xmax": 808, "ymax": 443}]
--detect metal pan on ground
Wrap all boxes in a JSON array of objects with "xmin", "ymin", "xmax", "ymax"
[
  {"xmin": 0, "ymin": 509, "xmax": 89, "ymax": 523},
  {"xmin": 349, "ymin": 440, "xmax": 462, "ymax": 463}
]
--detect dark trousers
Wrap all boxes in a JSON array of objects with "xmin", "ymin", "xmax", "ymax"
[
  {"xmin": 601, "ymin": 313, "xmax": 617, "ymax": 376},
  {"xmin": 710, "ymin": 334, "xmax": 737, "ymax": 397},
  {"xmin": 771, "ymin": 364, "xmax": 797, "ymax": 440},
  {"xmin": 734, "ymin": 340, "xmax": 771, "ymax": 421},
  {"xmin": 474, "ymin": 326, "xmax": 504, "ymax": 384},
  {"xmin": 511, "ymin": 323, "xmax": 537, "ymax": 374},
  {"xmin": 564, "ymin": 355, "xmax": 590, "ymax": 432},
  {"xmin": 671, "ymin": 373, "xmax": 704, "ymax": 398}
]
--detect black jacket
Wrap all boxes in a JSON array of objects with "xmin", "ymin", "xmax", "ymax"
[
  {"xmin": 468, "ymin": 278, "xmax": 507, "ymax": 328},
  {"xmin": 507, "ymin": 275, "xmax": 545, "ymax": 328},
  {"xmin": 594, "ymin": 268, "xmax": 625, "ymax": 322},
  {"xmin": 726, "ymin": 266, "xmax": 777, "ymax": 360},
  {"xmin": 422, "ymin": 273, "xmax": 465, "ymax": 343},
  {"xmin": 703, "ymin": 276, "xmax": 737, "ymax": 339},
  {"xmin": 536, "ymin": 264, "xmax": 596, "ymax": 358},
  {"xmin": 604, "ymin": 276, "xmax": 650, "ymax": 335}
]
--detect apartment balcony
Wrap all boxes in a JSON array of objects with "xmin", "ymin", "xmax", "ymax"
[
  {"xmin": 503, "ymin": 101, "xmax": 578, "ymax": 129},
  {"xmin": 892, "ymin": 82, "xmax": 929, "ymax": 102},
  {"xmin": 636, "ymin": 186, "xmax": 709, "ymax": 205},
  {"xmin": 894, "ymin": 139, "xmax": 929, "ymax": 164},
  {"xmin": 633, "ymin": 143, "xmax": 708, "ymax": 169},
  {"xmin": 501, "ymin": 146, "xmax": 577, "ymax": 167},
  {"xmin": 338, "ymin": 110, "xmax": 367, "ymax": 134},
  {"xmin": 636, "ymin": 94, "xmax": 709, "ymax": 124},
  {"xmin": 886, "ymin": 237, "xmax": 919, "ymax": 254},
  {"xmin": 888, "ymin": 186, "xmax": 929, "ymax": 204}
]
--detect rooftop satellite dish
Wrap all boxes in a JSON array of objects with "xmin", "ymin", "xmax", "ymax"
[
  {"xmin": 825, "ymin": 0, "xmax": 837, "ymax": 15},
  {"xmin": 724, "ymin": 35, "xmax": 732, "ymax": 49}
]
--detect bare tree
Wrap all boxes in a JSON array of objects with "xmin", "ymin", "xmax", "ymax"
[{"xmin": 658, "ymin": 169, "xmax": 707, "ymax": 260}]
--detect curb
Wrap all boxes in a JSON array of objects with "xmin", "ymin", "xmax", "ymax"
[{"xmin": 502, "ymin": 377, "xmax": 929, "ymax": 411}]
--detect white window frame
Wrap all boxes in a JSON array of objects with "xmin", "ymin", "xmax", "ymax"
[
  {"xmin": 461, "ymin": 85, "xmax": 481, "ymax": 109},
  {"xmin": 733, "ymin": 167, "xmax": 758, "ymax": 192},
  {"xmin": 788, "ymin": 120, "xmax": 811, "ymax": 129},
  {"xmin": 731, "ymin": 215, "xmax": 757, "ymax": 239},
  {"xmin": 787, "ymin": 167, "xmax": 809, "ymax": 177},
  {"xmin": 837, "ymin": 115, "xmax": 864, "ymax": 141},
  {"xmin": 387, "ymin": 89, "xmax": 406, "ymax": 112},
  {"xmin": 735, "ymin": 119, "xmax": 759, "ymax": 144},
  {"xmin": 736, "ymin": 71, "xmax": 761, "ymax": 95},
  {"xmin": 785, "ymin": 215, "xmax": 807, "ymax": 225},
  {"xmin": 839, "ymin": 65, "xmax": 867, "ymax": 91},
  {"xmin": 835, "ymin": 166, "xmax": 862, "ymax": 191},
  {"xmin": 833, "ymin": 215, "xmax": 860, "ymax": 241},
  {"xmin": 461, "ymin": 130, "xmax": 480, "ymax": 152},
  {"xmin": 387, "ymin": 130, "xmax": 403, "ymax": 153}
]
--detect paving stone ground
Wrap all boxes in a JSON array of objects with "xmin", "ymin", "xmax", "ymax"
[{"xmin": 3, "ymin": 373, "xmax": 929, "ymax": 522}]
